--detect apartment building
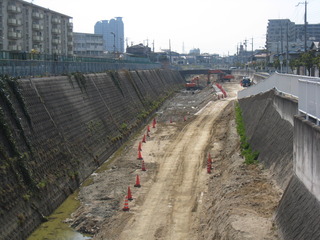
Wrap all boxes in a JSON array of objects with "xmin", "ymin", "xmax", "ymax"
[
  {"xmin": 267, "ymin": 19, "xmax": 320, "ymax": 54},
  {"xmin": 73, "ymin": 32, "xmax": 104, "ymax": 56},
  {"xmin": 296, "ymin": 24, "xmax": 320, "ymax": 42},
  {"xmin": 266, "ymin": 19, "xmax": 296, "ymax": 53},
  {"xmin": 0, "ymin": 0, "xmax": 73, "ymax": 55}
]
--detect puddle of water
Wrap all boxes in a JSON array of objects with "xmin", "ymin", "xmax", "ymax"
[{"xmin": 27, "ymin": 190, "xmax": 92, "ymax": 240}]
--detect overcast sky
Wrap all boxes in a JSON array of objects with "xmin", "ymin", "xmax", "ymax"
[{"xmin": 30, "ymin": 0, "xmax": 320, "ymax": 55}]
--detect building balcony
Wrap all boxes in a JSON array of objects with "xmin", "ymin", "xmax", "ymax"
[
  {"xmin": 32, "ymin": 12, "xmax": 44, "ymax": 19},
  {"xmin": 32, "ymin": 46, "xmax": 41, "ymax": 53},
  {"xmin": 7, "ymin": 5, "xmax": 22, "ymax": 13},
  {"xmin": 52, "ymin": 28, "xmax": 61, "ymax": 34},
  {"xmin": 33, "ymin": 36, "xmax": 43, "ymax": 42},
  {"xmin": 51, "ymin": 18, "xmax": 61, "ymax": 24},
  {"xmin": 8, "ymin": 18, "xmax": 22, "ymax": 26},
  {"xmin": 9, "ymin": 44, "xmax": 22, "ymax": 51},
  {"xmin": 32, "ymin": 23, "xmax": 44, "ymax": 30},
  {"xmin": 8, "ymin": 31, "xmax": 21, "ymax": 39},
  {"xmin": 52, "ymin": 39, "xmax": 61, "ymax": 45},
  {"xmin": 67, "ymin": 22, "xmax": 73, "ymax": 30},
  {"xmin": 52, "ymin": 49, "xmax": 61, "ymax": 54}
]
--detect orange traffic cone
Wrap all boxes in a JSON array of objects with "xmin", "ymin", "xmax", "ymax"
[
  {"xmin": 207, "ymin": 162, "xmax": 211, "ymax": 174},
  {"xmin": 184, "ymin": 116, "xmax": 187, "ymax": 122},
  {"xmin": 141, "ymin": 160, "xmax": 146, "ymax": 171},
  {"xmin": 142, "ymin": 134, "xmax": 146, "ymax": 143},
  {"xmin": 208, "ymin": 153, "xmax": 212, "ymax": 164},
  {"xmin": 147, "ymin": 125, "xmax": 151, "ymax": 132},
  {"xmin": 138, "ymin": 142, "xmax": 142, "ymax": 151},
  {"xmin": 122, "ymin": 196, "xmax": 130, "ymax": 211},
  {"xmin": 134, "ymin": 175, "xmax": 141, "ymax": 188},
  {"xmin": 153, "ymin": 118, "xmax": 157, "ymax": 125},
  {"xmin": 137, "ymin": 150, "xmax": 143, "ymax": 160},
  {"xmin": 127, "ymin": 186, "xmax": 133, "ymax": 201}
]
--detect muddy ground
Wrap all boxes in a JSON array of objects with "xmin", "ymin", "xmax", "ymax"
[{"xmin": 68, "ymin": 76, "xmax": 283, "ymax": 240}]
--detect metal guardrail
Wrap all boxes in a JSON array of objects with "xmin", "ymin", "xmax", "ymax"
[
  {"xmin": 299, "ymin": 79, "xmax": 320, "ymax": 124},
  {"xmin": 238, "ymin": 72, "xmax": 320, "ymax": 124}
]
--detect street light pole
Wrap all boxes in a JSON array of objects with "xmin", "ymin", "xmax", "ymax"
[{"xmin": 111, "ymin": 32, "xmax": 116, "ymax": 58}]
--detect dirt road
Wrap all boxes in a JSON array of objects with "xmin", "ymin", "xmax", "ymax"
[{"xmin": 71, "ymin": 80, "xmax": 282, "ymax": 240}]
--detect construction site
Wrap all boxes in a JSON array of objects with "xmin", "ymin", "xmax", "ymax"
[{"xmin": 27, "ymin": 73, "xmax": 282, "ymax": 240}]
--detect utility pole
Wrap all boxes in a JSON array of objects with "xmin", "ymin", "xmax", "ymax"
[
  {"xmin": 296, "ymin": 1, "xmax": 308, "ymax": 52},
  {"xmin": 304, "ymin": 1, "xmax": 308, "ymax": 53},
  {"xmin": 251, "ymin": 37, "xmax": 254, "ymax": 67},
  {"xmin": 286, "ymin": 22, "xmax": 289, "ymax": 73},
  {"xmin": 280, "ymin": 21, "xmax": 283, "ymax": 54},
  {"xmin": 169, "ymin": 39, "xmax": 172, "ymax": 65},
  {"xmin": 244, "ymin": 39, "xmax": 248, "ymax": 69},
  {"xmin": 296, "ymin": 1, "xmax": 308, "ymax": 75}
]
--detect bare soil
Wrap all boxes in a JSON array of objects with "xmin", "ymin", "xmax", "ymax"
[{"xmin": 69, "ymin": 78, "xmax": 282, "ymax": 240}]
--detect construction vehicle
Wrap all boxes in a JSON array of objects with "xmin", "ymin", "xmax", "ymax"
[
  {"xmin": 241, "ymin": 76, "xmax": 251, "ymax": 87},
  {"xmin": 185, "ymin": 76, "xmax": 201, "ymax": 90},
  {"xmin": 220, "ymin": 74, "xmax": 234, "ymax": 82},
  {"xmin": 207, "ymin": 69, "xmax": 234, "ymax": 83}
]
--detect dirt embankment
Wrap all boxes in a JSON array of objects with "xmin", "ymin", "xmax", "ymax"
[{"xmin": 69, "ymin": 80, "xmax": 282, "ymax": 240}]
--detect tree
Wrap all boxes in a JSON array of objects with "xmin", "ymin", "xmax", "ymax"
[
  {"xmin": 290, "ymin": 58, "xmax": 302, "ymax": 75},
  {"xmin": 300, "ymin": 52, "xmax": 315, "ymax": 76},
  {"xmin": 314, "ymin": 54, "xmax": 320, "ymax": 77}
]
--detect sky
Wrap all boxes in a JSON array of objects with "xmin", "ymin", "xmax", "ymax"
[{"xmin": 30, "ymin": 0, "xmax": 320, "ymax": 55}]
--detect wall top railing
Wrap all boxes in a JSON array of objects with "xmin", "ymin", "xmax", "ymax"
[{"xmin": 237, "ymin": 72, "xmax": 320, "ymax": 124}]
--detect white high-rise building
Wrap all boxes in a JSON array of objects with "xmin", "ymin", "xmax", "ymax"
[{"xmin": 94, "ymin": 17, "xmax": 124, "ymax": 53}]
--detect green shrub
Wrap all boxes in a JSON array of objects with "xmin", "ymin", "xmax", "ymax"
[{"xmin": 235, "ymin": 102, "xmax": 259, "ymax": 164}]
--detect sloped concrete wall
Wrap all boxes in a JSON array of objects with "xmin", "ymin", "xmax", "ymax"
[
  {"xmin": 0, "ymin": 69, "xmax": 184, "ymax": 240},
  {"xmin": 275, "ymin": 116, "xmax": 320, "ymax": 240},
  {"xmin": 238, "ymin": 90, "xmax": 297, "ymax": 189},
  {"xmin": 294, "ymin": 116, "xmax": 320, "ymax": 200},
  {"xmin": 239, "ymin": 90, "xmax": 320, "ymax": 240},
  {"xmin": 276, "ymin": 175, "xmax": 320, "ymax": 240}
]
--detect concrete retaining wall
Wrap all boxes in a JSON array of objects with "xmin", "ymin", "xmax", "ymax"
[
  {"xmin": 294, "ymin": 116, "xmax": 320, "ymax": 201},
  {"xmin": 0, "ymin": 69, "xmax": 184, "ymax": 239},
  {"xmin": 276, "ymin": 174, "xmax": 320, "ymax": 240},
  {"xmin": 239, "ymin": 89, "xmax": 320, "ymax": 239},
  {"xmin": 238, "ymin": 90, "xmax": 296, "ymax": 189}
]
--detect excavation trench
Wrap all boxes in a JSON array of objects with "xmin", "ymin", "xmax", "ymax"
[{"xmin": 30, "ymin": 80, "xmax": 282, "ymax": 240}]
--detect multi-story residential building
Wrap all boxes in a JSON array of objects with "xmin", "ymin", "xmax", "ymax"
[
  {"xmin": 73, "ymin": 32, "xmax": 104, "ymax": 56},
  {"xmin": 266, "ymin": 19, "xmax": 296, "ymax": 53},
  {"xmin": 94, "ymin": 17, "xmax": 124, "ymax": 53},
  {"xmin": 0, "ymin": 0, "xmax": 73, "ymax": 55},
  {"xmin": 296, "ymin": 24, "xmax": 320, "ymax": 42},
  {"xmin": 267, "ymin": 19, "xmax": 320, "ymax": 54}
]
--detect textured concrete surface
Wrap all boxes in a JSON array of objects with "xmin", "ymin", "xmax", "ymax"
[
  {"xmin": 0, "ymin": 69, "xmax": 184, "ymax": 239},
  {"xmin": 239, "ymin": 89, "xmax": 320, "ymax": 240},
  {"xmin": 239, "ymin": 90, "xmax": 294, "ymax": 189},
  {"xmin": 276, "ymin": 175, "xmax": 320, "ymax": 240}
]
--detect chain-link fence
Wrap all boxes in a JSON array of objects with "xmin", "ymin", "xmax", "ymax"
[
  {"xmin": 0, "ymin": 51, "xmax": 161, "ymax": 77},
  {"xmin": 0, "ymin": 59, "xmax": 160, "ymax": 77}
]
